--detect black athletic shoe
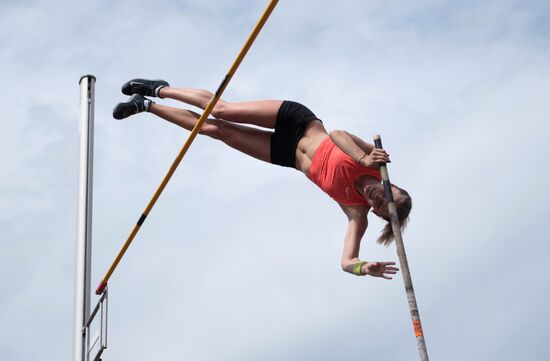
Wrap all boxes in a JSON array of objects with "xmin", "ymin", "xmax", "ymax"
[
  {"xmin": 121, "ymin": 78, "xmax": 169, "ymax": 97},
  {"xmin": 113, "ymin": 94, "xmax": 151, "ymax": 120}
]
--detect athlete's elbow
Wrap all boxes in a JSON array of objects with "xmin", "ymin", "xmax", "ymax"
[
  {"xmin": 341, "ymin": 263, "xmax": 347, "ymax": 273},
  {"xmin": 340, "ymin": 260, "xmax": 352, "ymax": 273}
]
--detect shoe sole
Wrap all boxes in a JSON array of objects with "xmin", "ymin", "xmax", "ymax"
[{"xmin": 121, "ymin": 79, "xmax": 169, "ymax": 96}]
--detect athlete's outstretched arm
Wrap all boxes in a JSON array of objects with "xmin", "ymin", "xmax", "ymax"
[
  {"xmin": 339, "ymin": 203, "xmax": 399, "ymax": 279},
  {"xmin": 339, "ymin": 203, "xmax": 368, "ymax": 274}
]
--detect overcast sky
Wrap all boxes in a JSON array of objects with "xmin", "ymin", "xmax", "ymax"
[{"xmin": 1, "ymin": 0, "xmax": 549, "ymax": 360}]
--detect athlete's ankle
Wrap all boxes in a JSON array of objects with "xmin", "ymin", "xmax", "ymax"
[{"xmin": 143, "ymin": 98, "xmax": 153, "ymax": 111}]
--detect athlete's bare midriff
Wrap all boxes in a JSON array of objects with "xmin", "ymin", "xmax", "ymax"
[{"xmin": 295, "ymin": 120, "xmax": 329, "ymax": 174}]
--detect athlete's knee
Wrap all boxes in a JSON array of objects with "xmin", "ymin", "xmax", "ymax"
[
  {"xmin": 200, "ymin": 121, "xmax": 222, "ymax": 140},
  {"xmin": 211, "ymin": 100, "xmax": 231, "ymax": 120}
]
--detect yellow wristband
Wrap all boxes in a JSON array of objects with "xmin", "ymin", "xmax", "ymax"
[{"xmin": 352, "ymin": 261, "xmax": 368, "ymax": 276}]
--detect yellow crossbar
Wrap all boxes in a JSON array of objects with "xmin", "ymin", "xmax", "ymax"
[{"xmin": 96, "ymin": 0, "xmax": 279, "ymax": 294}]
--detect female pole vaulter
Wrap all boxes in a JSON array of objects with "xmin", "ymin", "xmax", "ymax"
[{"xmin": 113, "ymin": 79, "xmax": 412, "ymax": 279}]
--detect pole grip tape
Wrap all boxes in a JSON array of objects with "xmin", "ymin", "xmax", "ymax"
[
  {"xmin": 413, "ymin": 319, "xmax": 424, "ymax": 337},
  {"xmin": 373, "ymin": 135, "xmax": 394, "ymax": 202},
  {"xmin": 382, "ymin": 180, "xmax": 394, "ymax": 203},
  {"xmin": 374, "ymin": 137, "xmax": 383, "ymax": 150}
]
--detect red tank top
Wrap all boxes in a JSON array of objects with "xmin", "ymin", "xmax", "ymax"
[{"xmin": 307, "ymin": 137, "xmax": 382, "ymax": 206}]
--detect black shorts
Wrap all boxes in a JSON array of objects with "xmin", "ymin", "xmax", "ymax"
[{"xmin": 271, "ymin": 101, "xmax": 321, "ymax": 168}]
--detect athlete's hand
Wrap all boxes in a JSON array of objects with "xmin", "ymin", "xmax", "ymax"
[
  {"xmin": 363, "ymin": 261, "xmax": 399, "ymax": 280},
  {"xmin": 360, "ymin": 149, "xmax": 390, "ymax": 168}
]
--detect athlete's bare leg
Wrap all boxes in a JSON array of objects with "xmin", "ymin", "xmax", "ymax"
[
  {"xmin": 159, "ymin": 87, "xmax": 282, "ymax": 129},
  {"xmin": 150, "ymin": 103, "xmax": 272, "ymax": 163}
]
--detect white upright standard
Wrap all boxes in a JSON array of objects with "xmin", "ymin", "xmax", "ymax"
[{"xmin": 73, "ymin": 75, "xmax": 96, "ymax": 361}]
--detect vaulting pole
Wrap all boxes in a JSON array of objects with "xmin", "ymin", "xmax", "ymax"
[
  {"xmin": 373, "ymin": 135, "xmax": 429, "ymax": 361},
  {"xmin": 96, "ymin": 0, "xmax": 279, "ymax": 294}
]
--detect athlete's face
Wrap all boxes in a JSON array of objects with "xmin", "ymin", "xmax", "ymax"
[{"xmin": 364, "ymin": 184, "xmax": 405, "ymax": 219}]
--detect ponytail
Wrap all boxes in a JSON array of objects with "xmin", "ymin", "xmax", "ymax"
[{"xmin": 377, "ymin": 217, "xmax": 409, "ymax": 246}]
